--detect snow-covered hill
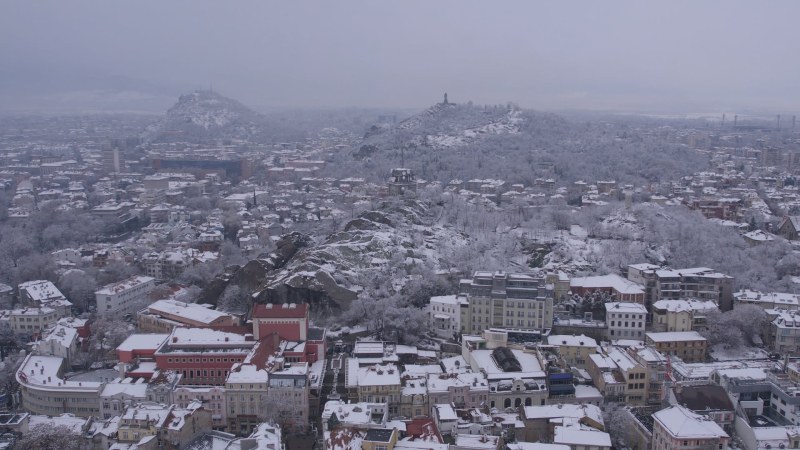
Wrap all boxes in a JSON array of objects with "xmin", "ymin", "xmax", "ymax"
[
  {"xmin": 144, "ymin": 90, "xmax": 265, "ymax": 143},
  {"xmin": 251, "ymin": 199, "xmax": 468, "ymax": 312},
  {"xmin": 362, "ymin": 102, "xmax": 526, "ymax": 151}
]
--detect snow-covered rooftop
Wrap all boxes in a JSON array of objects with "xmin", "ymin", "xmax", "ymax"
[{"xmin": 653, "ymin": 405, "xmax": 728, "ymax": 439}]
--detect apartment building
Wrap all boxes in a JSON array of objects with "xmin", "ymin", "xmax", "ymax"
[
  {"xmin": 460, "ymin": 271, "xmax": 553, "ymax": 335},
  {"xmin": 225, "ymin": 363, "xmax": 269, "ymax": 435},
  {"xmin": 429, "ymin": 294, "xmax": 468, "ymax": 338},
  {"xmin": 627, "ymin": 264, "xmax": 734, "ymax": 311},
  {"xmin": 95, "ymin": 275, "xmax": 156, "ymax": 317},
  {"xmin": 347, "ymin": 363, "xmax": 402, "ymax": 416},
  {"xmin": 735, "ymin": 290, "xmax": 800, "ymax": 310},
  {"xmin": 7, "ymin": 307, "xmax": 59, "ymax": 336},
  {"xmin": 546, "ymin": 334, "xmax": 598, "ymax": 369},
  {"xmin": 267, "ymin": 363, "xmax": 310, "ymax": 432},
  {"xmin": 426, "ymin": 372, "xmax": 489, "ymax": 411},
  {"xmin": 651, "ymin": 299, "xmax": 718, "ymax": 333},
  {"xmin": 651, "ymin": 405, "xmax": 729, "ymax": 450},
  {"xmin": 645, "ymin": 331, "xmax": 708, "ymax": 363},
  {"xmin": 587, "ymin": 348, "xmax": 648, "ymax": 405},
  {"xmin": 605, "ymin": 302, "xmax": 647, "ymax": 340},
  {"xmin": 18, "ymin": 280, "xmax": 72, "ymax": 315}
]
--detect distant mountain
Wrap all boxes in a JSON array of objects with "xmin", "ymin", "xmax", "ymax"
[{"xmin": 145, "ymin": 90, "xmax": 271, "ymax": 143}]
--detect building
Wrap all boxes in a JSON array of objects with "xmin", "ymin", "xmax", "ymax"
[
  {"xmin": 267, "ymin": 363, "xmax": 310, "ymax": 433},
  {"xmin": 388, "ymin": 168, "xmax": 416, "ymax": 196},
  {"xmin": 36, "ymin": 324, "xmax": 79, "ymax": 364},
  {"xmin": 651, "ymin": 299, "xmax": 718, "ymax": 332},
  {"xmin": 735, "ymin": 290, "xmax": 800, "ymax": 311},
  {"xmin": 518, "ymin": 403, "xmax": 604, "ymax": 443},
  {"xmin": 426, "ymin": 371, "xmax": 489, "ymax": 411},
  {"xmin": 7, "ymin": 307, "xmax": 59, "ymax": 337},
  {"xmin": 252, "ymin": 303, "xmax": 309, "ymax": 341},
  {"xmin": 429, "ymin": 294, "xmax": 468, "ymax": 338},
  {"xmin": 461, "ymin": 271, "xmax": 554, "ymax": 335},
  {"xmin": 604, "ymin": 302, "xmax": 647, "ymax": 340},
  {"xmin": 778, "ymin": 216, "xmax": 800, "ymax": 240},
  {"xmin": 225, "ymin": 363, "xmax": 270, "ymax": 435},
  {"xmin": 154, "ymin": 328, "xmax": 256, "ymax": 385},
  {"xmin": 627, "ymin": 264, "xmax": 735, "ymax": 311},
  {"xmin": 95, "ymin": 275, "xmax": 156, "ymax": 317},
  {"xmin": 18, "ymin": 280, "xmax": 72, "ymax": 315},
  {"xmin": 645, "ymin": 331, "xmax": 708, "ymax": 363},
  {"xmin": 651, "ymin": 405, "xmax": 729, "ymax": 450},
  {"xmin": 463, "ymin": 334, "xmax": 549, "ymax": 409},
  {"xmin": 570, "ymin": 274, "xmax": 646, "ymax": 304},
  {"xmin": 770, "ymin": 310, "xmax": 800, "ymax": 355},
  {"xmin": 347, "ymin": 363, "xmax": 402, "ymax": 416},
  {"xmin": 586, "ymin": 348, "xmax": 648, "ymax": 405},
  {"xmin": 545, "ymin": 335, "xmax": 598, "ymax": 369},
  {"xmin": 138, "ymin": 299, "xmax": 240, "ymax": 332},
  {"xmin": 99, "ymin": 381, "xmax": 148, "ymax": 419},
  {"xmin": 667, "ymin": 384, "xmax": 735, "ymax": 433},
  {"xmin": 16, "ymin": 355, "xmax": 103, "ymax": 417},
  {"xmin": 117, "ymin": 402, "xmax": 212, "ymax": 449},
  {"xmin": 553, "ymin": 422, "xmax": 612, "ymax": 450}
]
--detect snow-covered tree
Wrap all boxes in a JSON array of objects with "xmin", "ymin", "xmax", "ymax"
[{"xmin": 14, "ymin": 423, "xmax": 83, "ymax": 450}]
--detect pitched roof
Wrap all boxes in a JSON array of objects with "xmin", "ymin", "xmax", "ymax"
[{"xmin": 653, "ymin": 405, "xmax": 728, "ymax": 439}]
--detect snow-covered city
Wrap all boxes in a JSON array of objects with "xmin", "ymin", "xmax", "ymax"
[{"xmin": 2, "ymin": 2, "xmax": 800, "ymax": 450}]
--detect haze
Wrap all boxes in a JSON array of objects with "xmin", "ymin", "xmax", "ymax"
[{"xmin": 2, "ymin": 0, "xmax": 798, "ymax": 113}]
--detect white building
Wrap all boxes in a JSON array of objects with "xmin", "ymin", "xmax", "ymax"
[
  {"xmin": 18, "ymin": 280, "xmax": 72, "ymax": 315},
  {"xmin": 95, "ymin": 276, "xmax": 156, "ymax": 316},
  {"xmin": 604, "ymin": 302, "xmax": 647, "ymax": 340},
  {"xmin": 429, "ymin": 294, "xmax": 467, "ymax": 338},
  {"xmin": 8, "ymin": 307, "xmax": 59, "ymax": 336},
  {"xmin": 651, "ymin": 405, "xmax": 729, "ymax": 450},
  {"xmin": 37, "ymin": 324, "xmax": 79, "ymax": 364}
]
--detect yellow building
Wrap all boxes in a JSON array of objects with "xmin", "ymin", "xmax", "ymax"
[
  {"xmin": 651, "ymin": 299, "xmax": 718, "ymax": 332},
  {"xmin": 645, "ymin": 331, "xmax": 708, "ymax": 363},
  {"xmin": 546, "ymin": 334, "xmax": 598, "ymax": 369}
]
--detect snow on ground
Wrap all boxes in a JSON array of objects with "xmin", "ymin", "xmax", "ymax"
[{"xmin": 709, "ymin": 343, "xmax": 770, "ymax": 361}]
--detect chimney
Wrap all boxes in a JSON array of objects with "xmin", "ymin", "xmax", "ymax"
[{"xmin": 173, "ymin": 336, "xmax": 178, "ymax": 343}]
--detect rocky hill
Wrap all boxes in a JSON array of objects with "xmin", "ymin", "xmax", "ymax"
[
  {"xmin": 144, "ymin": 90, "xmax": 268, "ymax": 143},
  {"xmin": 359, "ymin": 101, "xmax": 525, "ymax": 154},
  {"xmin": 216, "ymin": 199, "xmax": 468, "ymax": 315}
]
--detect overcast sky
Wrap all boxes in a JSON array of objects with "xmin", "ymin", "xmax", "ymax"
[{"xmin": 2, "ymin": 1, "xmax": 799, "ymax": 113}]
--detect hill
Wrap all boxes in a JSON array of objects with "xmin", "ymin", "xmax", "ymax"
[{"xmin": 144, "ymin": 90, "xmax": 300, "ymax": 143}]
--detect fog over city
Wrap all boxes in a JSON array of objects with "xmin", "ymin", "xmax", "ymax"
[{"xmin": 2, "ymin": 1, "xmax": 799, "ymax": 112}]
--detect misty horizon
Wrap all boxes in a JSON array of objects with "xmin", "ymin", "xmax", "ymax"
[{"xmin": 2, "ymin": 1, "xmax": 800, "ymax": 115}]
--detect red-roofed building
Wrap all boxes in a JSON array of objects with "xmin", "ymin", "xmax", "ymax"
[
  {"xmin": 252, "ymin": 303, "xmax": 308, "ymax": 341},
  {"xmin": 404, "ymin": 417, "xmax": 444, "ymax": 443}
]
